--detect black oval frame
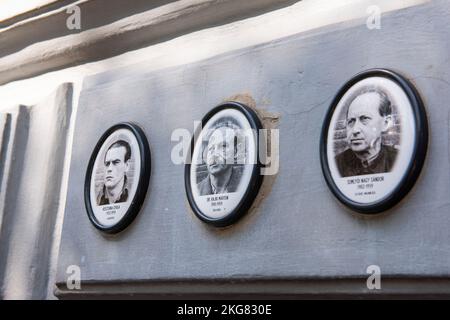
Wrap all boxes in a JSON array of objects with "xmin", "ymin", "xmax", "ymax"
[
  {"xmin": 185, "ymin": 101, "xmax": 264, "ymax": 227},
  {"xmin": 320, "ymin": 69, "xmax": 428, "ymax": 214},
  {"xmin": 84, "ymin": 122, "xmax": 151, "ymax": 234}
]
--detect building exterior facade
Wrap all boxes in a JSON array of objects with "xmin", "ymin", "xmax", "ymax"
[{"xmin": 0, "ymin": 0, "xmax": 449, "ymax": 299}]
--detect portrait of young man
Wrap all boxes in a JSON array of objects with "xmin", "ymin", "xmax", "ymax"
[
  {"xmin": 197, "ymin": 121, "xmax": 242, "ymax": 196},
  {"xmin": 97, "ymin": 140, "xmax": 132, "ymax": 205},
  {"xmin": 335, "ymin": 87, "xmax": 398, "ymax": 177}
]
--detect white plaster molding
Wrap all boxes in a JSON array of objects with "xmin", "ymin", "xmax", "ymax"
[
  {"xmin": 0, "ymin": 0, "xmax": 428, "ymax": 85},
  {"xmin": 0, "ymin": 84, "xmax": 73, "ymax": 299}
]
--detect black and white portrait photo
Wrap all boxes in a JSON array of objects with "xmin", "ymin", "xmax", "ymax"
[
  {"xmin": 333, "ymin": 86, "xmax": 399, "ymax": 178},
  {"xmin": 97, "ymin": 140, "xmax": 132, "ymax": 205},
  {"xmin": 185, "ymin": 102, "xmax": 263, "ymax": 227},
  {"xmin": 85, "ymin": 123, "xmax": 151, "ymax": 233},
  {"xmin": 321, "ymin": 69, "xmax": 428, "ymax": 213}
]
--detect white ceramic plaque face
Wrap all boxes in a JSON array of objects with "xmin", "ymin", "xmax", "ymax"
[
  {"xmin": 189, "ymin": 108, "xmax": 257, "ymax": 221},
  {"xmin": 89, "ymin": 128, "xmax": 141, "ymax": 228},
  {"xmin": 326, "ymin": 76, "xmax": 416, "ymax": 205}
]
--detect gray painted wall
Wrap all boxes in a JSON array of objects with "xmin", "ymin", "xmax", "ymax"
[{"xmin": 55, "ymin": 1, "xmax": 450, "ymax": 297}]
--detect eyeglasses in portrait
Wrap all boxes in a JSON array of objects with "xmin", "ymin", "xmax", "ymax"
[{"xmin": 185, "ymin": 102, "xmax": 264, "ymax": 227}]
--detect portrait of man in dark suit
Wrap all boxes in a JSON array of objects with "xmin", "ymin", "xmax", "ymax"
[
  {"xmin": 197, "ymin": 120, "xmax": 242, "ymax": 196},
  {"xmin": 335, "ymin": 87, "xmax": 398, "ymax": 177},
  {"xmin": 97, "ymin": 140, "xmax": 131, "ymax": 205}
]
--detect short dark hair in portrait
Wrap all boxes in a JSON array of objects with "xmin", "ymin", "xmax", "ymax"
[
  {"xmin": 334, "ymin": 86, "xmax": 400, "ymax": 177},
  {"xmin": 196, "ymin": 117, "xmax": 244, "ymax": 196},
  {"xmin": 97, "ymin": 140, "xmax": 132, "ymax": 205},
  {"xmin": 105, "ymin": 140, "xmax": 132, "ymax": 162}
]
